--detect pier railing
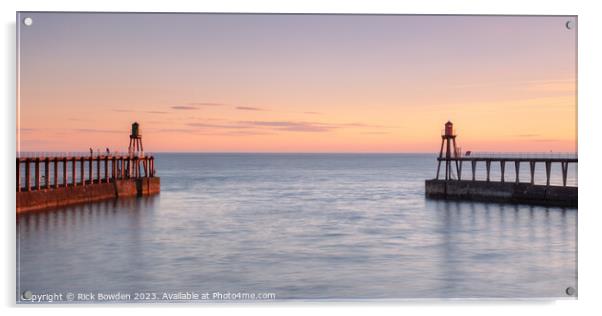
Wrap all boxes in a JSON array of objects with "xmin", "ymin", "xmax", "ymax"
[
  {"xmin": 436, "ymin": 152, "xmax": 578, "ymax": 187},
  {"xmin": 16, "ymin": 153, "xmax": 156, "ymax": 192},
  {"xmin": 17, "ymin": 151, "xmax": 153, "ymax": 158},
  {"xmin": 459, "ymin": 152, "xmax": 577, "ymax": 159}
]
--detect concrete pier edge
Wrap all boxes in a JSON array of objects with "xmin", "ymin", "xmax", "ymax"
[
  {"xmin": 17, "ymin": 177, "xmax": 160, "ymax": 213},
  {"xmin": 425, "ymin": 179, "xmax": 577, "ymax": 208}
]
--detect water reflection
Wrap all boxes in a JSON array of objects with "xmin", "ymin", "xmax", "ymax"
[
  {"xmin": 17, "ymin": 154, "xmax": 577, "ymax": 299},
  {"xmin": 17, "ymin": 196, "xmax": 159, "ymax": 295},
  {"xmin": 428, "ymin": 199, "xmax": 576, "ymax": 297},
  {"xmin": 18, "ymin": 196, "xmax": 157, "ymax": 236}
]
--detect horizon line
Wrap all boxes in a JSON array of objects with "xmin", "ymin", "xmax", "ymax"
[{"xmin": 15, "ymin": 150, "xmax": 578, "ymax": 155}]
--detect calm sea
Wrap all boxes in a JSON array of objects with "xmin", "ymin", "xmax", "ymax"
[{"xmin": 17, "ymin": 153, "xmax": 577, "ymax": 300}]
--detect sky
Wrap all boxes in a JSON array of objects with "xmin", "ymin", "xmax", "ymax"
[{"xmin": 17, "ymin": 13, "xmax": 577, "ymax": 153}]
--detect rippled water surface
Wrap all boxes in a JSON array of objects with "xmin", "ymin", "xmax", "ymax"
[{"xmin": 17, "ymin": 154, "xmax": 577, "ymax": 299}]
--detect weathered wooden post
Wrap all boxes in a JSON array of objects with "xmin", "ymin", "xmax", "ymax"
[
  {"xmin": 132, "ymin": 157, "xmax": 138, "ymax": 178},
  {"xmin": 80, "ymin": 157, "xmax": 85, "ymax": 186},
  {"xmin": 35, "ymin": 158, "xmax": 40, "ymax": 190},
  {"xmin": 62, "ymin": 158, "xmax": 67, "ymax": 187},
  {"xmin": 88, "ymin": 156, "xmax": 93, "ymax": 184},
  {"xmin": 53, "ymin": 158, "xmax": 59, "ymax": 189},
  {"xmin": 529, "ymin": 161, "xmax": 536, "ymax": 185},
  {"xmin": 44, "ymin": 158, "xmax": 50, "ymax": 188},
  {"xmin": 545, "ymin": 161, "xmax": 551, "ymax": 186},
  {"xmin": 514, "ymin": 161, "xmax": 520, "ymax": 183},
  {"xmin": 127, "ymin": 157, "xmax": 132, "ymax": 178},
  {"xmin": 96, "ymin": 156, "xmax": 101, "ymax": 183},
  {"xmin": 120, "ymin": 157, "xmax": 124, "ymax": 179},
  {"xmin": 16, "ymin": 159, "xmax": 20, "ymax": 192},
  {"xmin": 112, "ymin": 157, "xmax": 116, "ymax": 181},
  {"xmin": 471, "ymin": 160, "xmax": 476, "ymax": 181},
  {"xmin": 72, "ymin": 157, "xmax": 77, "ymax": 187},
  {"xmin": 500, "ymin": 161, "xmax": 506, "ymax": 183},
  {"xmin": 486, "ymin": 160, "xmax": 491, "ymax": 182},
  {"xmin": 143, "ymin": 157, "xmax": 148, "ymax": 177},
  {"xmin": 561, "ymin": 162, "xmax": 568, "ymax": 187},
  {"xmin": 104, "ymin": 156, "xmax": 109, "ymax": 183},
  {"xmin": 25, "ymin": 158, "xmax": 31, "ymax": 191}
]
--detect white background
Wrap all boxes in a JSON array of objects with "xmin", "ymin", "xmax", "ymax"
[{"xmin": 1, "ymin": 0, "xmax": 601, "ymax": 314}]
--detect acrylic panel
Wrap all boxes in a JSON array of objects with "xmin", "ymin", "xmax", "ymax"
[{"xmin": 16, "ymin": 12, "xmax": 577, "ymax": 303}]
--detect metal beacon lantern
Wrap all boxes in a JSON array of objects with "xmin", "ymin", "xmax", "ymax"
[
  {"xmin": 127, "ymin": 122, "xmax": 146, "ymax": 178},
  {"xmin": 129, "ymin": 122, "xmax": 143, "ymax": 158},
  {"xmin": 436, "ymin": 121, "xmax": 460, "ymax": 181}
]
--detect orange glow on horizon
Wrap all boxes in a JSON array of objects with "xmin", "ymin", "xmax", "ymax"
[{"xmin": 17, "ymin": 14, "xmax": 577, "ymax": 153}]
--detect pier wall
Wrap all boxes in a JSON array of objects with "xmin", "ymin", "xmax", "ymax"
[
  {"xmin": 425, "ymin": 179, "xmax": 577, "ymax": 207},
  {"xmin": 17, "ymin": 178, "xmax": 160, "ymax": 213}
]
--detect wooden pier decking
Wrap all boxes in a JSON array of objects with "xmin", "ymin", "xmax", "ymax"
[
  {"xmin": 427, "ymin": 122, "xmax": 577, "ymax": 207},
  {"xmin": 16, "ymin": 153, "xmax": 160, "ymax": 213},
  {"xmin": 17, "ymin": 123, "xmax": 161, "ymax": 213},
  {"xmin": 16, "ymin": 153, "xmax": 156, "ymax": 192},
  {"xmin": 435, "ymin": 153, "xmax": 578, "ymax": 186}
]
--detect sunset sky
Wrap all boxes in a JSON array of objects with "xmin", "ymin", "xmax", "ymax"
[{"xmin": 17, "ymin": 13, "xmax": 577, "ymax": 153}]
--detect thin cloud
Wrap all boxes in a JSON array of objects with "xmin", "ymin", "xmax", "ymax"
[
  {"xmin": 18, "ymin": 128, "xmax": 38, "ymax": 132},
  {"xmin": 360, "ymin": 131, "xmax": 390, "ymax": 135},
  {"xmin": 21, "ymin": 127, "xmax": 123, "ymax": 134},
  {"xmin": 185, "ymin": 120, "xmax": 335, "ymax": 133},
  {"xmin": 171, "ymin": 105, "xmax": 198, "ymax": 110},
  {"xmin": 188, "ymin": 102, "xmax": 226, "ymax": 106},
  {"xmin": 112, "ymin": 109, "xmax": 169, "ymax": 114},
  {"xmin": 180, "ymin": 119, "xmax": 391, "ymax": 134},
  {"xmin": 157, "ymin": 126, "xmax": 271, "ymax": 136},
  {"xmin": 238, "ymin": 121, "xmax": 336, "ymax": 132},
  {"xmin": 533, "ymin": 139, "xmax": 560, "ymax": 142},
  {"xmin": 280, "ymin": 125, "xmax": 332, "ymax": 132},
  {"xmin": 187, "ymin": 122, "xmax": 250, "ymax": 129},
  {"xmin": 220, "ymin": 130, "xmax": 275, "ymax": 136},
  {"xmin": 235, "ymin": 106, "xmax": 266, "ymax": 111},
  {"xmin": 342, "ymin": 122, "xmax": 389, "ymax": 128},
  {"xmin": 72, "ymin": 128, "xmax": 123, "ymax": 134},
  {"xmin": 158, "ymin": 128, "xmax": 197, "ymax": 133}
]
